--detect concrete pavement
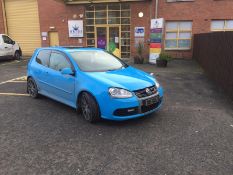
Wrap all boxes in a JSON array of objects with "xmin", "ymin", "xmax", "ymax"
[{"xmin": 0, "ymin": 58, "xmax": 232, "ymax": 175}]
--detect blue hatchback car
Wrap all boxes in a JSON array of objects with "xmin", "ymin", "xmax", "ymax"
[{"xmin": 27, "ymin": 47, "xmax": 163, "ymax": 122}]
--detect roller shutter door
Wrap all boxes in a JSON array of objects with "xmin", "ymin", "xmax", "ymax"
[{"xmin": 5, "ymin": 0, "xmax": 41, "ymax": 55}]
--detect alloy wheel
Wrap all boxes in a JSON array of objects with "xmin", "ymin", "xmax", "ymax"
[
  {"xmin": 81, "ymin": 94, "xmax": 92, "ymax": 121},
  {"xmin": 27, "ymin": 79, "xmax": 37, "ymax": 98}
]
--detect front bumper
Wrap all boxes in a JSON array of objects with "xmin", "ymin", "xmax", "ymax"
[{"xmin": 99, "ymin": 87, "xmax": 163, "ymax": 121}]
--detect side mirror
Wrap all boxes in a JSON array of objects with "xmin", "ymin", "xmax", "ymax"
[
  {"xmin": 12, "ymin": 41, "xmax": 15, "ymax": 45},
  {"xmin": 61, "ymin": 67, "xmax": 74, "ymax": 76}
]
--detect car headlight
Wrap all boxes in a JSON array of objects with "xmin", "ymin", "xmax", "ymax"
[
  {"xmin": 155, "ymin": 81, "xmax": 160, "ymax": 88},
  {"xmin": 150, "ymin": 73, "xmax": 160, "ymax": 88},
  {"xmin": 109, "ymin": 88, "xmax": 133, "ymax": 98}
]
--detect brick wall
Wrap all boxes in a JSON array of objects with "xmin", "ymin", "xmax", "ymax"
[
  {"xmin": 130, "ymin": 1, "xmax": 153, "ymax": 61},
  {"xmin": 0, "ymin": 0, "xmax": 5, "ymax": 33},
  {"xmin": 2, "ymin": 0, "xmax": 233, "ymax": 59},
  {"xmin": 38, "ymin": 0, "xmax": 154, "ymax": 60},
  {"xmin": 37, "ymin": 0, "xmax": 85, "ymax": 47},
  {"xmin": 158, "ymin": 0, "xmax": 233, "ymax": 58}
]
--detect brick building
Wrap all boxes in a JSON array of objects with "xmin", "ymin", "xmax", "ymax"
[{"xmin": 1, "ymin": 0, "xmax": 233, "ymax": 59}]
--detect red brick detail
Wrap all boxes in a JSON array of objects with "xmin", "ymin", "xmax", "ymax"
[
  {"xmin": 158, "ymin": 0, "xmax": 233, "ymax": 58},
  {"xmin": 37, "ymin": 0, "xmax": 85, "ymax": 47},
  {"xmin": 130, "ymin": 1, "xmax": 153, "ymax": 61}
]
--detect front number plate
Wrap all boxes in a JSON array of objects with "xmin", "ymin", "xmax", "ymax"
[{"xmin": 143, "ymin": 96, "xmax": 160, "ymax": 106}]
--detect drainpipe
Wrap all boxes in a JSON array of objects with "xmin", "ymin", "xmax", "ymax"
[
  {"xmin": 1, "ymin": 0, "xmax": 7, "ymax": 34},
  {"xmin": 155, "ymin": 0, "xmax": 159, "ymax": 18}
]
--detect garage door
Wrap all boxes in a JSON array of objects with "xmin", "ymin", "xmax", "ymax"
[{"xmin": 5, "ymin": 0, "xmax": 41, "ymax": 55}]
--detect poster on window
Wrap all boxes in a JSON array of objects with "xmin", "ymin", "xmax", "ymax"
[
  {"xmin": 97, "ymin": 36, "xmax": 106, "ymax": 49},
  {"xmin": 68, "ymin": 20, "xmax": 83, "ymax": 37}
]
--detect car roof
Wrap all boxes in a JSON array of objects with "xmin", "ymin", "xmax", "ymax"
[{"xmin": 38, "ymin": 46, "xmax": 103, "ymax": 53}]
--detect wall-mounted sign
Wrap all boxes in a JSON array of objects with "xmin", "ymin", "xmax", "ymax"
[
  {"xmin": 134, "ymin": 27, "xmax": 145, "ymax": 37},
  {"xmin": 41, "ymin": 32, "xmax": 48, "ymax": 37},
  {"xmin": 68, "ymin": 20, "xmax": 83, "ymax": 37},
  {"xmin": 78, "ymin": 38, "xmax": 83, "ymax": 44},
  {"xmin": 151, "ymin": 18, "xmax": 164, "ymax": 29},
  {"xmin": 149, "ymin": 18, "xmax": 164, "ymax": 64}
]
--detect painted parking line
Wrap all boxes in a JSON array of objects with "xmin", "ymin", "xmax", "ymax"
[
  {"xmin": 7, "ymin": 80, "xmax": 26, "ymax": 83},
  {"xmin": 0, "ymin": 93, "xmax": 29, "ymax": 96},
  {"xmin": 0, "ymin": 60, "xmax": 19, "ymax": 66},
  {"xmin": 0, "ymin": 76, "xmax": 27, "ymax": 85},
  {"xmin": 0, "ymin": 59, "xmax": 28, "ymax": 66},
  {"xmin": 0, "ymin": 76, "xmax": 28, "ymax": 97}
]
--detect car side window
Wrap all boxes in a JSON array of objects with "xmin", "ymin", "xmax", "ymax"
[
  {"xmin": 2, "ymin": 35, "xmax": 13, "ymax": 44},
  {"xmin": 36, "ymin": 50, "xmax": 51, "ymax": 67},
  {"xmin": 49, "ymin": 52, "xmax": 71, "ymax": 71}
]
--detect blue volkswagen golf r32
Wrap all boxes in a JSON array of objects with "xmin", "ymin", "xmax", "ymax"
[{"xmin": 27, "ymin": 47, "xmax": 163, "ymax": 123}]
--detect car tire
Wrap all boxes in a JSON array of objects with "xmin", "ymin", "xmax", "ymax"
[
  {"xmin": 27, "ymin": 78, "xmax": 39, "ymax": 98},
  {"xmin": 14, "ymin": 51, "xmax": 21, "ymax": 60},
  {"xmin": 80, "ymin": 92, "xmax": 100, "ymax": 123}
]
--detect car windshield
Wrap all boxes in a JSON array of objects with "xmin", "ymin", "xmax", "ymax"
[{"xmin": 70, "ymin": 50, "xmax": 127, "ymax": 72}]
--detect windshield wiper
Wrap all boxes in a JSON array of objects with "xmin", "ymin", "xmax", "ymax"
[
  {"xmin": 107, "ymin": 69, "xmax": 118, "ymax": 71},
  {"xmin": 107, "ymin": 66, "xmax": 125, "ymax": 72}
]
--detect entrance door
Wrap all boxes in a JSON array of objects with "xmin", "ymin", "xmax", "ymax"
[
  {"xmin": 95, "ymin": 26, "xmax": 121, "ymax": 57},
  {"xmin": 49, "ymin": 32, "xmax": 59, "ymax": 46}
]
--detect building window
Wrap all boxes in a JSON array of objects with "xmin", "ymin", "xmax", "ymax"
[
  {"xmin": 85, "ymin": 3, "xmax": 131, "ymax": 58},
  {"xmin": 211, "ymin": 20, "xmax": 233, "ymax": 31},
  {"xmin": 165, "ymin": 21, "xmax": 192, "ymax": 50},
  {"xmin": 166, "ymin": 0, "xmax": 194, "ymax": 2}
]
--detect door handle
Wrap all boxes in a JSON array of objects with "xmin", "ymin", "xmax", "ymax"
[{"xmin": 5, "ymin": 47, "xmax": 8, "ymax": 49}]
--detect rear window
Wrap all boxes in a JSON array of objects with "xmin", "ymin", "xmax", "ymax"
[{"xmin": 36, "ymin": 50, "xmax": 51, "ymax": 67}]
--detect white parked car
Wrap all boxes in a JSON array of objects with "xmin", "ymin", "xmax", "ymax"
[{"xmin": 0, "ymin": 34, "xmax": 22, "ymax": 60}]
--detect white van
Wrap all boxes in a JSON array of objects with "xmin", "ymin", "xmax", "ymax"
[{"xmin": 0, "ymin": 34, "xmax": 22, "ymax": 60}]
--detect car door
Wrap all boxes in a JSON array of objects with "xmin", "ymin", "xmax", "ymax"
[
  {"xmin": 2, "ymin": 35, "xmax": 14, "ymax": 56},
  {"xmin": 33, "ymin": 49, "xmax": 51, "ymax": 93},
  {"xmin": 46, "ymin": 51, "xmax": 75, "ymax": 105}
]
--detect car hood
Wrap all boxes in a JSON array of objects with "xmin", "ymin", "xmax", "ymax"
[{"xmin": 84, "ymin": 66, "xmax": 155, "ymax": 91}]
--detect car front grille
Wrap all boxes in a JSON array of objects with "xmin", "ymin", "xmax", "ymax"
[{"xmin": 134, "ymin": 85, "xmax": 157, "ymax": 98}]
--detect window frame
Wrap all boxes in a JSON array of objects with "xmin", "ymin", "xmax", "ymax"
[
  {"xmin": 211, "ymin": 20, "xmax": 233, "ymax": 32},
  {"xmin": 85, "ymin": 3, "xmax": 131, "ymax": 59},
  {"xmin": 166, "ymin": 0, "xmax": 194, "ymax": 2},
  {"xmin": 165, "ymin": 21, "xmax": 193, "ymax": 50}
]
